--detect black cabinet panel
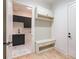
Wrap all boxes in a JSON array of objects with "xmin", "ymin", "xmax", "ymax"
[
  {"xmin": 24, "ymin": 17, "xmax": 31, "ymax": 28},
  {"xmin": 13, "ymin": 15, "xmax": 31, "ymax": 28},
  {"xmin": 12, "ymin": 34, "xmax": 25, "ymax": 46},
  {"xmin": 13, "ymin": 15, "xmax": 25, "ymax": 22}
]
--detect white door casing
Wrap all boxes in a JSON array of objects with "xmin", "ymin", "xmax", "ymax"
[
  {"xmin": 67, "ymin": 2, "xmax": 76, "ymax": 58},
  {"xmin": 6, "ymin": 0, "xmax": 13, "ymax": 59},
  {"xmin": 32, "ymin": 6, "xmax": 37, "ymax": 53}
]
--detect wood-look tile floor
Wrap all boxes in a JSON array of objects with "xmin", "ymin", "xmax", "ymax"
[{"xmin": 14, "ymin": 49, "xmax": 74, "ymax": 59}]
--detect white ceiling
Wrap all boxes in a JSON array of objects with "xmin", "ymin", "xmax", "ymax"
[
  {"xmin": 16, "ymin": 0, "xmax": 75, "ymax": 9},
  {"xmin": 16, "ymin": 0, "xmax": 54, "ymax": 5},
  {"xmin": 16, "ymin": 0, "xmax": 53, "ymax": 4},
  {"xmin": 16, "ymin": 0, "xmax": 33, "ymax": 7},
  {"xmin": 16, "ymin": 0, "xmax": 54, "ymax": 9},
  {"xmin": 33, "ymin": 0, "xmax": 54, "ymax": 4},
  {"xmin": 16, "ymin": 0, "xmax": 75, "ymax": 5}
]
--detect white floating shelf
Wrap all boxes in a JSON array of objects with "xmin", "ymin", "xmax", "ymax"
[{"xmin": 36, "ymin": 14, "xmax": 54, "ymax": 21}]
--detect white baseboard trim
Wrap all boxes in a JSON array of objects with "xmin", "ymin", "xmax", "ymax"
[
  {"xmin": 54, "ymin": 47, "xmax": 75, "ymax": 59},
  {"xmin": 54, "ymin": 47, "xmax": 67, "ymax": 56}
]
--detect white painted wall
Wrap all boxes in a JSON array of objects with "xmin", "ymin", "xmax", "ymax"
[
  {"xmin": 33, "ymin": 0, "xmax": 53, "ymax": 10},
  {"xmin": 36, "ymin": 6, "xmax": 53, "ymax": 17},
  {"xmin": 35, "ymin": 20, "xmax": 52, "ymax": 40},
  {"xmin": 53, "ymin": 3, "xmax": 68, "ymax": 55},
  {"xmin": 35, "ymin": 3, "xmax": 50, "ymax": 10},
  {"xmin": 34, "ymin": 2, "xmax": 54, "ymax": 41},
  {"xmin": 16, "ymin": 0, "xmax": 33, "ymax": 7},
  {"xmin": 52, "ymin": 0, "xmax": 75, "ymax": 55}
]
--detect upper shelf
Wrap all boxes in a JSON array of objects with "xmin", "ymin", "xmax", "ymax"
[{"xmin": 36, "ymin": 14, "xmax": 54, "ymax": 21}]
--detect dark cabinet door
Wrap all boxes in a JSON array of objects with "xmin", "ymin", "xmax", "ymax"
[
  {"xmin": 13, "ymin": 15, "xmax": 31, "ymax": 28},
  {"xmin": 13, "ymin": 15, "xmax": 25, "ymax": 22},
  {"xmin": 24, "ymin": 17, "xmax": 31, "ymax": 28}
]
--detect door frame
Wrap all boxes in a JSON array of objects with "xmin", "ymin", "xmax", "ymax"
[
  {"xmin": 32, "ymin": 6, "xmax": 36, "ymax": 53},
  {"xmin": 4, "ymin": 0, "xmax": 13, "ymax": 59}
]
